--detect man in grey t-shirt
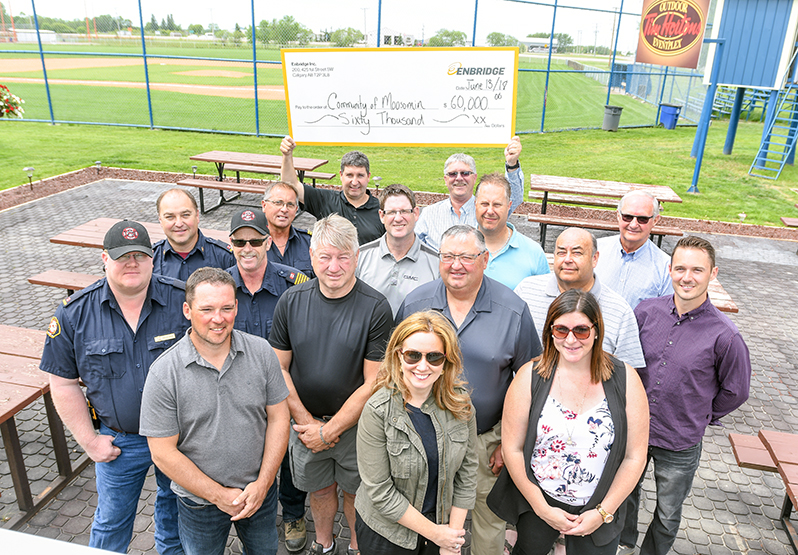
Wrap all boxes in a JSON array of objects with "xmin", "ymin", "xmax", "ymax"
[{"xmin": 141, "ymin": 268, "xmax": 290, "ymax": 555}]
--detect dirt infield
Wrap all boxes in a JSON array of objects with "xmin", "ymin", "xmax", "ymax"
[{"xmin": 0, "ymin": 56, "xmax": 285, "ymax": 99}]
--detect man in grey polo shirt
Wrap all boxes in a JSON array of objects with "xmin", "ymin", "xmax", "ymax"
[
  {"xmin": 357, "ymin": 184, "xmax": 439, "ymax": 316},
  {"xmin": 514, "ymin": 227, "xmax": 645, "ymax": 368},
  {"xmin": 141, "ymin": 267, "xmax": 290, "ymax": 555},
  {"xmin": 396, "ymin": 225, "xmax": 539, "ymax": 555}
]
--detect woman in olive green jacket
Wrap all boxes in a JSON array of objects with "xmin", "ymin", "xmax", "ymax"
[{"xmin": 355, "ymin": 311, "xmax": 478, "ymax": 555}]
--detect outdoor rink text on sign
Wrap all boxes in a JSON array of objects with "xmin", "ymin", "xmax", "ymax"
[{"xmin": 282, "ymin": 48, "xmax": 518, "ymax": 147}]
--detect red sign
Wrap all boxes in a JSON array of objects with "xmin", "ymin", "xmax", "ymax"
[{"xmin": 635, "ymin": 0, "xmax": 710, "ymax": 69}]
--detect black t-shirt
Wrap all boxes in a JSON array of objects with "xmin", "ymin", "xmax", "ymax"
[
  {"xmin": 302, "ymin": 185, "xmax": 385, "ymax": 245},
  {"xmin": 269, "ymin": 278, "xmax": 392, "ymax": 416},
  {"xmin": 406, "ymin": 403, "xmax": 439, "ymax": 515}
]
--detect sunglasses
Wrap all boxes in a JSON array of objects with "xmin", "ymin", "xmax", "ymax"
[
  {"xmin": 620, "ymin": 213, "xmax": 653, "ymax": 225},
  {"xmin": 551, "ymin": 324, "xmax": 594, "ymax": 340},
  {"xmin": 445, "ymin": 171, "xmax": 475, "ymax": 178},
  {"xmin": 400, "ymin": 349, "xmax": 446, "ymax": 367},
  {"xmin": 230, "ymin": 237, "xmax": 268, "ymax": 248}
]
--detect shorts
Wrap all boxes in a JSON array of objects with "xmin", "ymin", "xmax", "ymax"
[{"xmin": 289, "ymin": 423, "xmax": 360, "ymax": 494}]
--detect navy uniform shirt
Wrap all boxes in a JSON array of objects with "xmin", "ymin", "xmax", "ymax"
[
  {"xmin": 302, "ymin": 185, "xmax": 385, "ymax": 245},
  {"xmin": 152, "ymin": 229, "xmax": 235, "ymax": 281},
  {"xmin": 227, "ymin": 262, "xmax": 310, "ymax": 339},
  {"xmin": 39, "ymin": 275, "xmax": 189, "ymax": 434},
  {"xmin": 267, "ymin": 226, "xmax": 314, "ymax": 278}
]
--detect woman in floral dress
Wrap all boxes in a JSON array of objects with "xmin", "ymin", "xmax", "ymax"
[{"xmin": 489, "ymin": 289, "xmax": 649, "ymax": 555}]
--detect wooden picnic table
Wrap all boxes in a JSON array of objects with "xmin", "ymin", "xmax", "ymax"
[
  {"xmin": 50, "ymin": 217, "xmax": 230, "ymax": 250},
  {"xmin": 759, "ymin": 429, "xmax": 798, "ymax": 554},
  {"xmin": 528, "ymin": 174, "xmax": 683, "ymax": 246},
  {"xmin": 0, "ymin": 326, "xmax": 91, "ymax": 529}
]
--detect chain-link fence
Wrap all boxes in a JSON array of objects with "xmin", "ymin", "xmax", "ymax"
[{"xmin": 0, "ymin": 0, "xmax": 711, "ymax": 135}]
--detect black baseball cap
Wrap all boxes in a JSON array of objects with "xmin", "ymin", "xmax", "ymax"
[
  {"xmin": 103, "ymin": 220, "xmax": 153, "ymax": 260},
  {"xmin": 230, "ymin": 209, "xmax": 270, "ymax": 236}
]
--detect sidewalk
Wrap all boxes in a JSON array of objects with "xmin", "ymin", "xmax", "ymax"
[{"xmin": 1, "ymin": 179, "xmax": 796, "ymax": 554}]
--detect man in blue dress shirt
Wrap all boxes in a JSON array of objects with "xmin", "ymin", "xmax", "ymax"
[{"xmin": 152, "ymin": 188, "xmax": 234, "ymax": 280}]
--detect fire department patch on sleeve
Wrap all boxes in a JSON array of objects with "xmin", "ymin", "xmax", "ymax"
[{"xmin": 47, "ymin": 316, "xmax": 61, "ymax": 338}]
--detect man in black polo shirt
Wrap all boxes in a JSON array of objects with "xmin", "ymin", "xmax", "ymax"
[
  {"xmin": 269, "ymin": 214, "xmax": 393, "ymax": 555},
  {"xmin": 279, "ymin": 136, "xmax": 384, "ymax": 245}
]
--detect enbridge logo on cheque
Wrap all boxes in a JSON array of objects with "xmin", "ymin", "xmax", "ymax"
[{"xmin": 447, "ymin": 62, "xmax": 505, "ymax": 76}]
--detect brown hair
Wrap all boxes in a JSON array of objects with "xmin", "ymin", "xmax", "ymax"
[
  {"xmin": 379, "ymin": 183, "xmax": 416, "ymax": 210},
  {"xmin": 373, "ymin": 311, "xmax": 472, "ymax": 420},
  {"xmin": 185, "ymin": 267, "xmax": 235, "ymax": 307},
  {"xmin": 672, "ymin": 235, "xmax": 716, "ymax": 268},
  {"xmin": 536, "ymin": 290, "xmax": 614, "ymax": 384},
  {"xmin": 157, "ymin": 188, "xmax": 198, "ymax": 213}
]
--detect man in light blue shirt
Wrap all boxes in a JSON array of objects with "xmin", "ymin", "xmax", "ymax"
[
  {"xmin": 595, "ymin": 190, "xmax": 673, "ymax": 309},
  {"xmin": 475, "ymin": 172, "xmax": 549, "ymax": 290},
  {"xmin": 415, "ymin": 136, "xmax": 525, "ymax": 251}
]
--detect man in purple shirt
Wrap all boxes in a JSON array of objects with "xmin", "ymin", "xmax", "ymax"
[{"xmin": 618, "ymin": 236, "xmax": 751, "ymax": 555}]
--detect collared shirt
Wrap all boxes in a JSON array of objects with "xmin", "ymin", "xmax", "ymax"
[
  {"xmin": 396, "ymin": 277, "xmax": 540, "ymax": 434},
  {"xmin": 595, "ymin": 235, "xmax": 673, "ymax": 309},
  {"xmin": 227, "ymin": 262, "xmax": 309, "ymax": 339},
  {"xmin": 634, "ymin": 295, "xmax": 751, "ymax": 451},
  {"xmin": 356, "ymin": 234, "xmax": 440, "ymax": 316},
  {"xmin": 267, "ymin": 226, "xmax": 313, "ymax": 277},
  {"xmin": 140, "ymin": 329, "xmax": 288, "ymax": 503},
  {"xmin": 514, "ymin": 273, "xmax": 646, "ymax": 368},
  {"xmin": 416, "ymin": 167, "xmax": 525, "ymax": 251},
  {"xmin": 302, "ymin": 185, "xmax": 384, "ymax": 245},
  {"xmin": 485, "ymin": 222, "xmax": 549, "ymax": 290},
  {"xmin": 152, "ymin": 230, "xmax": 235, "ymax": 281},
  {"xmin": 40, "ymin": 275, "xmax": 189, "ymax": 434}
]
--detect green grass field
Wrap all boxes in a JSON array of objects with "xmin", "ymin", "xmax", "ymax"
[{"xmin": 1, "ymin": 120, "xmax": 797, "ymax": 228}]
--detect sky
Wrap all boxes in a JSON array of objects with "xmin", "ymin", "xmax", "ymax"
[{"xmin": 9, "ymin": 0, "xmax": 646, "ymax": 53}]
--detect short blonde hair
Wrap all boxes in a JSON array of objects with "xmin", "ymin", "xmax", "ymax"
[{"xmin": 310, "ymin": 214, "xmax": 358, "ymax": 255}]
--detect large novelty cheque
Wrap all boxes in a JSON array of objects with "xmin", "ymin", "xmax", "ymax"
[{"xmin": 282, "ymin": 47, "xmax": 518, "ymax": 147}]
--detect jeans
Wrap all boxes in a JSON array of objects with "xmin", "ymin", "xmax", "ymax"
[
  {"xmin": 619, "ymin": 443, "xmax": 702, "ymax": 555},
  {"xmin": 177, "ymin": 481, "xmax": 279, "ymax": 555},
  {"xmin": 280, "ymin": 451, "xmax": 307, "ymax": 522},
  {"xmin": 90, "ymin": 424, "xmax": 183, "ymax": 554}
]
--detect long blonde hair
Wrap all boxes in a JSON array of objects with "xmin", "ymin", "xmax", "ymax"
[{"xmin": 373, "ymin": 311, "xmax": 472, "ymax": 421}]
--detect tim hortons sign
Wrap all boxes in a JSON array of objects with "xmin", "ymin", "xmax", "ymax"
[{"xmin": 635, "ymin": 0, "xmax": 709, "ymax": 69}]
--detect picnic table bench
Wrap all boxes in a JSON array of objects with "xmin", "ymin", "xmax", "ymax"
[
  {"xmin": 188, "ymin": 151, "xmax": 329, "ymax": 214},
  {"xmin": 50, "ymin": 217, "xmax": 230, "ymax": 249},
  {"xmin": 729, "ymin": 430, "xmax": 798, "ymax": 553},
  {"xmin": 526, "ymin": 174, "xmax": 683, "ymax": 247},
  {"xmin": 223, "ymin": 164, "xmax": 336, "ymax": 186},
  {"xmin": 0, "ymin": 325, "xmax": 91, "ymax": 529},
  {"xmin": 28, "ymin": 270, "xmax": 101, "ymax": 296}
]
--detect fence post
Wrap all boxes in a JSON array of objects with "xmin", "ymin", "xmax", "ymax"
[
  {"xmin": 251, "ymin": 0, "xmax": 260, "ymax": 136},
  {"xmin": 689, "ymin": 38, "xmax": 725, "ymax": 193},
  {"xmin": 137, "ymin": 0, "xmax": 154, "ymax": 129},
  {"xmin": 540, "ymin": 0, "xmax": 558, "ymax": 132},
  {"xmin": 655, "ymin": 66, "xmax": 669, "ymax": 126},
  {"xmin": 605, "ymin": 0, "xmax": 624, "ymax": 107},
  {"xmin": 377, "ymin": 0, "xmax": 382, "ymax": 47},
  {"xmin": 472, "ymin": 0, "xmax": 478, "ymax": 47},
  {"xmin": 723, "ymin": 87, "xmax": 745, "ymax": 155},
  {"xmin": 31, "ymin": 0, "xmax": 54, "ymax": 124}
]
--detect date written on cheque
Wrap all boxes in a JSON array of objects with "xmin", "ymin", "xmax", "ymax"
[{"xmin": 455, "ymin": 78, "xmax": 508, "ymax": 98}]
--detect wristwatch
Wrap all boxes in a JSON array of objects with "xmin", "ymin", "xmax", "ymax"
[
  {"xmin": 596, "ymin": 504, "xmax": 614, "ymax": 524},
  {"xmin": 505, "ymin": 161, "xmax": 520, "ymax": 170}
]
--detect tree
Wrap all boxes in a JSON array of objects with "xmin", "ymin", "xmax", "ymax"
[
  {"xmin": 487, "ymin": 31, "xmax": 521, "ymax": 47},
  {"xmin": 145, "ymin": 14, "xmax": 159, "ymax": 32},
  {"xmin": 256, "ymin": 19, "xmax": 270, "ymax": 45},
  {"xmin": 270, "ymin": 15, "xmax": 313, "ymax": 45},
  {"xmin": 233, "ymin": 23, "xmax": 243, "ymax": 45},
  {"xmin": 427, "ymin": 29, "xmax": 467, "ymax": 47},
  {"xmin": 330, "ymin": 27, "xmax": 364, "ymax": 47},
  {"xmin": 188, "ymin": 24, "xmax": 204, "ymax": 36}
]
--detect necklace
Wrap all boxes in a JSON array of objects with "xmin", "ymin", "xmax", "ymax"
[{"xmin": 558, "ymin": 372, "xmax": 589, "ymax": 446}]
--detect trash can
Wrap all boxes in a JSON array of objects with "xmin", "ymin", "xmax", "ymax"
[
  {"xmin": 659, "ymin": 103, "xmax": 682, "ymax": 129},
  {"xmin": 602, "ymin": 105, "xmax": 623, "ymax": 131}
]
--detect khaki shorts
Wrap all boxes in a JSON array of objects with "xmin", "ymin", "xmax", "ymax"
[{"xmin": 289, "ymin": 423, "xmax": 360, "ymax": 494}]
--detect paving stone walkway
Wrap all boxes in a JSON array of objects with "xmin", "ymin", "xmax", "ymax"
[{"xmin": 0, "ymin": 179, "xmax": 796, "ymax": 554}]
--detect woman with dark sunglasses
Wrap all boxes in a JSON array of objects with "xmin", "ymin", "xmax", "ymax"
[
  {"xmin": 354, "ymin": 311, "xmax": 478, "ymax": 555},
  {"xmin": 488, "ymin": 290, "xmax": 649, "ymax": 555}
]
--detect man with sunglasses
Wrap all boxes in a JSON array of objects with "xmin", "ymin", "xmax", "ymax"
[
  {"xmin": 153, "ymin": 188, "xmax": 235, "ymax": 280},
  {"xmin": 515, "ymin": 227, "xmax": 646, "ymax": 368},
  {"xmin": 396, "ymin": 225, "xmax": 539, "ymax": 555},
  {"xmin": 595, "ymin": 191, "xmax": 673, "ymax": 309},
  {"xmin": 261, "ymin": 181, "xmax": 314, "ymax": 278},
  {"xmin": 40, "ymin": 220, "xmax": 188, "ymax": 554},
  {"xmin": 227, "ymin": 208, "xmax": 311, "ymax": 552},
  {"xmin": 415, "ymin": 136, "xmax": 525, "ymax": 251},
  {"xmin": 617, "ymin": 236, "xmax": 751, "ymax": 555},
  {"xmin": 356, "ymin": 184, "xmax": 439, "ymax": 316},
  {"xmin": 280, "ymin": 136, "xmax": 385, "ymax": 245}
]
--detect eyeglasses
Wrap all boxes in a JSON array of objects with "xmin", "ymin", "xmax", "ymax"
[
  {"xmin": 445, "ymin": 171, "xmax": 475, "ymax": 178},
  {"xmin": 230, "ymin": 237, "xmax": 269, "ymax": 248},
  {"xmin": 264, "ymin": 199, "xmax": 297, "ymax": 210},
  {"xmin": 620, "ymin": 213, "xmax": 653, "ymax": 225},
  {"xmin": 551, "ymin": 324, "xmax": 594, "ymax": 340},
  {"xmin": 438, "ymin": 251, "xmax": 485, "ymax": 265},
  {"xmin": 400, "ymin": 349, "xmax": 446, "ymax": 367},
  {"xmin": 383, "ymin": 208, "xmax": 414, "ymax": 217}
]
